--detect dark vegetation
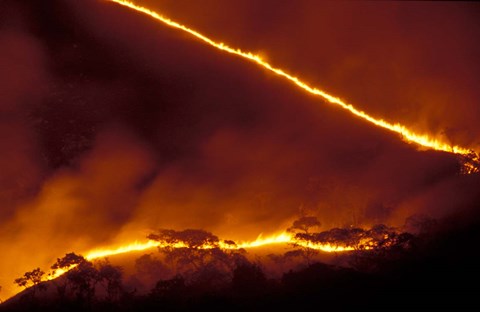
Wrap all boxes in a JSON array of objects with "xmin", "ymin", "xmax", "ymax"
[{"xmin": 2, "ymin": 214, "xmax": 480, "ymax": 311}]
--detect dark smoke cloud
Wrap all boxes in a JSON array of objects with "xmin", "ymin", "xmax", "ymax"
[
  {"xmin": 1, "ymin": 0, "xmax": 479, "ymax": 300},
  {"xmin": 0, "ymin": 2, "xmax": 49, "ymax": 222}
]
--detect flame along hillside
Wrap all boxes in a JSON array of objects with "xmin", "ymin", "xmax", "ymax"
[
  {"xmin": 84, "ymin": 231, "xmax": 353, "ymax": 261},
  {"xmin": 23, "ymin": 0, "xmax": 473, "ymax": 291},
  {"xmin": 9, "ymin": 220, "xmax": 418, "ymax": 302},
  {"xmin": 44, "ymin": 229, "xmax": 356, "ymax": 283},
  {"xmin": 1, "ymin": 1, "xmax": 479, "ymax": 310},
  {"xmin": 106, "ymin": 0, "xmax": 480, "ymax": 173}
]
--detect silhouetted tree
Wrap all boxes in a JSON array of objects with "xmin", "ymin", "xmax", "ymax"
[
  {"xmin": 148, "ymin": 229, "xmax": 250, "ymax": 291},
  {"xmin": 148, "ymin": 229, "xmax": 219, "ymax": 249},
  {"xmin": 348, "ymin": 225, "xmax": 417, "ymax": 272},
  {"xmin": 287, "ymin": 216, "xmax": 322, "ymax": 264},
  {"xmin": 148, "ymin": 229, "xmax": 219, "ymax": 272},
  {"xmin": 96, "ymin": 259, "xmax": 123, "ymax": 302},
  {"xmin": 66, "ymin": 259, "xmax": 99, "ymax": 302},
  {"xmin": 149, "ymin": 229, "xmax": 242, "ymax": 274},
  {"xmin": 313, "ymin": 227, "xmax": 365, "ymax": 248},
  {"xmin": 287, "ymin": 216, "xmax": 321, "ymax": 234},
  {"xmin": 283, "ymin": 242, "xmax": 318, "ymax": 266},
  {"xmin": 14, "ymin": 268, "xmax": 47, "ymax": 298},
  {"xmin": 134, "ymin": 253, "xmax": 171, "ymax": 290},
  {"xmin": 50, "ymin": 252, "xmax": 85, "ymax": 299},
  {"xmin": 49, "ymin": 252, "xmax": 111, "ymax": 304}
]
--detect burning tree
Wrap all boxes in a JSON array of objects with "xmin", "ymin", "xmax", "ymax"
[
  {"xmin": 50, "ymin": 252, "xmax": 86, "ymax": 300},
  {"xmin": 147, "ymin": 229, "xmax": 222, "ymax": 272},
  {"xmin": 147, "ymin": 229, "xmax": 248, "ymax": 290},
  {"xmin": 49, "ymin": 253, "xmax": 123, "ymax": 302},
  {"xmin": 284, "ymin": 219, "xmax": 418, "ymax": 272},
  {"xmin": 459, "ymin": 150, "xmax": 480, "ymax": 174},
  {"xmin": 287, "ymin": 216, "xmax": 322, "ymax": 264}
]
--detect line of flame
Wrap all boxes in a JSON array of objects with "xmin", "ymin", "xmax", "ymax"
[
  {"xmin": 108, "ymin": 0, "xmax": 474, "ymax": 156},
  {"xmin": 4, "ymin": 2, "xmax": 475, "ymax": 303},
  {"xmin": 84, "ymin": 231, "xmax": 351, "ymax": 262},
  {"xmin": 7, "ymin": 233, "xmax": 356, "ymax": 302}
]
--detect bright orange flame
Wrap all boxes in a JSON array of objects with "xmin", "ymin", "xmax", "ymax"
[
  {"xmin": 7, "ymin": 232, "xmax": 361, "ymax": 302},
  {"xmin": 30, "ymin": 232, "xmax": 351, "ymax": 296},
  {"xmin": 27, "ymin": 232, "xmax": 349, "ymax": 293},
  {"xmin": 46, "ymin": 264, "xmax": 78, "ymax": 281},
  {"xmin": 85, "ymin": 231, "xmax": 352, "ymax": 261},
  {"xmin": 107, "ymin": 0, "xmax": 477, "ymax": 158},
  {"xmin": 230, "ymin": 231, "xmax": 353, "ymax": 252},
  {"xmin": 4, "ymin": 0, "xmax": 478, "ymax": 304},
  {"xmin": 85, "ymin": 240, "xmax": 161, "ymax": 260}
]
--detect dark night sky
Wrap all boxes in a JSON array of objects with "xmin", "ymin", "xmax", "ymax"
[{"xmin": 1, "ymin": 0, "xmax": 480, "ymax": 300}]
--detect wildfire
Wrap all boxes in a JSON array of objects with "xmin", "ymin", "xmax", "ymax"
[
  {"xmin": 227, "ymin": 231, "xmax": 353, "ymax": 252},
  {"xmin": 84, "ymin": 231, "xmax": 351, "ymax": 262},
  {"xmin": 7, "ymin": 229, "xmax": 391, "ymax": 302},
  {"xmin": 46, "ymin": 265, "xmax": 78, "ymax": 281},
  {"xmin": 107, "ymin": 0, "xmax": 478, "ymax": 162},
  {"xmin": 11, "ymin": 231, "xmax": 343, "ymax": 294},
  {"xmin": 17, "ymin": 230, "xmax": 352, "ymax": 298},
  {"xmin": 85, "ymin": 240, "xmax": 161, "ymax": 260}
]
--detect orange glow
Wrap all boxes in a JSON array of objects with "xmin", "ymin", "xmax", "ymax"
[
  {"xmin": 28, "ymin": 231, "xmax": 355, "ymax": 295},
  {"xmin": 107, "ymin": 0, "xmax": 478, "ymax": 161},
  {"xmin": 7, "ymin": 231, "xmax": 369, "ymax": 300},
  {"xmin": 26, "ymin": 231, "xmax": 352, "ymax": 294},
  {"xmin": 85, "ymin": 240, "xmax": 161, "ymax": 260},
  {"xmin": 84, "ymin": 231, "xmax": 353, "ymax": 261},
  {"xmin": 4, "ymin": 0, "xmax": 479, "ymax": 305},
  {"xmin": 233, "ymin": 232, "xmax": 292, "ymax": 249},
  {"xmin": 47, "ymin": 265, "xmax": 78, "ymax": 281},
  {"xmin": 461, "ymin": 156, "xmax": 480, "ymax": 174},
  {"xmin": 229, "ymin": 231, "xmax": 354, "ymax": 252}
]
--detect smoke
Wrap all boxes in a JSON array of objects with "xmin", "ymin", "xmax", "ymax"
[
  {"xmin": 1, "ymin": 0, "xmax": 480, "ymax": 300},
  {"xmin": 0, "ymin": 1, "xmax": 48, "ymax": 298},
  {"xmin": 0, "ymin": 11, "xmax": 48, "ymax": 222}
]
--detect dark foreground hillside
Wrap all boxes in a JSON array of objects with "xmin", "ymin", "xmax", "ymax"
[{"xmin": 2, "ymin": 210, "xmax": 480, "ymax": 312}]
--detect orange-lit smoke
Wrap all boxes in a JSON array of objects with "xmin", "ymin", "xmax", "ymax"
[
  {"xmin": 0, "ymin": 129, "xmax": 156, "ymax": 302},
  {"xmin": 108, "ymin": 0, "xmax": 477, "ymax": 161},
  {"xmin": 2, "ymin": 0, "xmax": 480, "ymax": 304}
]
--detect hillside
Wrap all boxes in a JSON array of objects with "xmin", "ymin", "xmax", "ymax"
[{"xmin": 1, "ymin": 0, "xmax": 480, "ymax": 311}]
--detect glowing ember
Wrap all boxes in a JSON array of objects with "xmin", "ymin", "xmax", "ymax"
[{"xmin": 108, "ymin": 0, "xmax": 478, "ymax": 162}]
